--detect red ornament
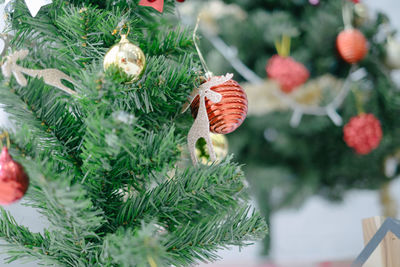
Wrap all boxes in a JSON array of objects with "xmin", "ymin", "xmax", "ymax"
[
  {"xmin": 0, "ymin": 147, "xmax": 29, "ymax": 205},
  {"xmin": 336, "ymin": 29, "xmax": 368, "ymax": 64},
  {"xmin": 266, "ymin": 55, "xmax": 310, "ymax": 93},
  {"xmin": 190, "ymin": 78, "xmax": 248, "ymax": 134},
  {"xmin": 139, "ymin": 0, "xmax": 164, "ymax": 13},
  {"xmin": 343, "ymin": 113, "xmax": 382, "ymax": 155},
  {"xmin": 176, "ymin": 0, "xmax": 185, "ymax": 2}
]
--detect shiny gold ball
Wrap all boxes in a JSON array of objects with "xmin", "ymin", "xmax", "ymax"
[
  {"xmin": 103, "ymin": 35, "xmax": 146, "ymax": 82},
  {"xmin": 196, "ymin": 133, "xmax": 229, "ymax": 164}
]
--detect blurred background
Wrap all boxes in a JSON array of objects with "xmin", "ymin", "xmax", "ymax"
[{"xmin": 2, "ymin": 0, "xmax": 400, "ymax": 266}]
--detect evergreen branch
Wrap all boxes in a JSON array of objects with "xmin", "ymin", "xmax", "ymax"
[
  {"xmin": 0, "ymin": 208, "xmax": 59, "ymax": 265},
  {"xmin": 116, "ymin": 159, "xmax": 247, "ymax": 228},
  {"xmin": 16, "ymin": 158, "xmax": 105, "ymax": 266},
  {"xmin": 79, "ymin": 55, "xmax": 199, "ymax": 125},
  {"xmin": 130, "ymin": 54, "xmax": 198, "ymax": 117},
  {"xmin": 53, "ymin": 4, "xmax": 111, "ymax": 65},
  {"xmin": 80, "ymin": 110, "xmax": 182, "ymax": 221},
  {"xmin": 3, "ymin": 81, "xmax": 83, "ymax": 157},
  {"xmin": 144, "ymin": 26, "xmax": 194, "ymax": 57},
  {"xmin": 101, "ymin": 223, "xmax": 167, "ymax": 267},
  {"xmin": 0, "ymin": 83, "xmax": 80, "ymax": 175},
  {"xmin": 11, "ymin": 1, "xmax": 60, "ymax": 49},
  {"xmin": 164, "ymin": 206, "xmax": 267, "ymax": 266}
]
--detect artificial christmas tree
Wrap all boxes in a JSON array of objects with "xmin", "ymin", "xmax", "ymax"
[
  {"xmin": 0, "ymin": 0, "xmax": 267, "ymax": 266},
  {"xmin": 187, "ymin": 0, "xmax": 400, "ymax": 254}
]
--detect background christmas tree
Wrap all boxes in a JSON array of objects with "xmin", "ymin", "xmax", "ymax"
[
  {"xmin": 0, "ymin": 0, "xmax": 267, "ymax": 265},
  {"xmin": 189, "ymin": 0, "xmax": 400, "ymax": 253}
]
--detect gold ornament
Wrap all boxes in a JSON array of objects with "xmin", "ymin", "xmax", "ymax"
[
  {"xmin": 103, "ymin": 34, "xmax": 146, "ymax": 82},
  {"xmin": 354, "ymin": 3, "xmax": 369, "ymax": 26},
  {"xmin": 196, "ymin": 133, "xmax": 228, "ymax": 164},
  {"xmin": 385, "ymin": 38, "xmax": 400, "ymax": 70}
]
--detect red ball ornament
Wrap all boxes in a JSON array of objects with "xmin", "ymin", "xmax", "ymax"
[
  {"xmin": 336, "ymin": 29, "xmax": 368, "ymax": 64},
  {"xmin": 176, "ymin": 0, "xmax": 185, "ymax": 2},
  {"xmin": 343, "ymin": 113, "xmax": 382, "ymax": 155},
  {"xmin": 0, "ymin": 147, "xmax": 29, "ymax": 205},
  {"xmin": 266, "ymin": 55, "xmax": 310, "ymax": 94},
  {"xmin": 190, "ymin": 78, "xmax": 248, "ymax": 134}
]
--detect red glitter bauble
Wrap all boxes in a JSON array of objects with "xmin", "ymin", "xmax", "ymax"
[
  {"xmin": 0, "ymin": 147, "xmax": 29, "ymax": 205},
  {"xmin": 343, "ymin": 113, "xmax": 382, "ymax": 155},
  {"xmin": 266, "ymin": 55, "xmax": 310, "ymax": 93},
  {"xmin": 336, "ymin": 29, "xmax": 368, "ymax": 64},
  {"xmin": 190, "ymin": 78, "xmax": 248, "ymax": 134}
]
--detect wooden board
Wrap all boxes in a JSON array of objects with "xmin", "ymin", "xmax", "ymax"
[{"xmin": 362, "ymin": 216, "xmax": 400, "ymax": 267}]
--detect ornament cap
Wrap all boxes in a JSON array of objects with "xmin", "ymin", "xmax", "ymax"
[
  {"xmin": 0, "ymin": 147, "xmax": 12, "ymax": 163},
  {"xmin": 205, "ymin": 71, "xmax": 214, "ymax": 80},
  {"xmin": 120, "ymin": 34, "xmax": 129, "ymax": 43}
]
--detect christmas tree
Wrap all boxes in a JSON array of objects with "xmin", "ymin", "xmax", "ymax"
[
  {"xmin": 0, "ymin": 0, "xmax": 267, "ymax": 265},
  {"xmin": 192, "ymin": 0, "xmax": 400, "ymax": 253}
]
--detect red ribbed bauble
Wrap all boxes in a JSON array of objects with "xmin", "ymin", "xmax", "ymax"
[
  {"xmin": 0, "ymin": 147, "xmax": 29, "ymax": 205},
  {"xmin": 266, "ymin": 55, "xmax": 310, "ymax": 93},
  {"xmin": 336, "ymin": 29, "xmax": 368, "ymax": 64},
  {"xmin": 343, "ymin": 113, "xmax": 382, "ymax": 155},
  {"xmin": 190, "ymin": 78, "xmax": 248, "ymax": 134}
]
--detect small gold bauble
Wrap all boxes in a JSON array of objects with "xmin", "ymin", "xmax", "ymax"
[
  {"xmin": 385, "ymin": 38, "xmax": 400, "ymax": 70},
  {"xmin": 103, "ymin": 34, "xmax": 146, "ymax": 82},
  {"xmin": 354, "ymin": 3, "xmax": 369, "ymax": 26},
  {"xmin": 196, "ymin": 133, "xmax": 229, "ymax": 164}
]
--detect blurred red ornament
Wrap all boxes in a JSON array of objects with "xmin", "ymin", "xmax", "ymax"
[
  {"xmin": 139, "ymin": 0, "xmax": 164, "ymax": 13},
  {"xmin": 190, "ymin": 78, "xmax": 248, "ymax": 134},
  {"xmin": 176, "ymin": 0, "xmax": 185, "ymax": 2},
  {"xmin": 351, "ymin": 0, "xmax": 360, "ymax": 3},
  {"xmin": 0, "ymin": 147, "xmax": 29, "ymax": 205},
  {"xmin": 336, "ymin": 29, "xmax": 368, "ymax": 63},
  {"xmin": 343, "ymin": 113, "xmax": 382, "ymax": 155},
  {"xmin": 266, "ymin": 55, "xmax": 310, "ymax": 93}
]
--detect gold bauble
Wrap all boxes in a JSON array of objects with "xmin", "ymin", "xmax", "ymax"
[
  {"xmin": 385, "ymin": 38, "xmax": 400, "ymax": 70},
  {"xmin": 354, "ymin": 3, "xmax": 369, "ymax": 26},
  {"xmin": 196, "ymin": 133, "xmax": 229, "ymax": 164},
  {"xmin": 103, "ymin": 34, "xmax": 146, "ymax": 82}
]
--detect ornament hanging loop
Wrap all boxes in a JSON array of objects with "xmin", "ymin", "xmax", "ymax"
[
  {"xmin": 352, "ymin": 88, "xmax": 365, "ymax": 114},
  {"xmin": 275, "ymin": 35, "xmax": 291, "ymax": 58},
  {"xmin": 342, "ymin": 0, "xmax": 354, "ymax": 29},
  {"xmin": 119, "ymin": 24, "xmax": 131, "ymax": 37},
  {"xmin": 0, "ymin": 132, "xmax": 11, "ymax": 149},
  {"xmin": 114, "ymin": 20, "xmax": 131, "ymax": 37},
  {"xmin": 193, "ymin": 16, "xmax": 213, "ymax": 79}
]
